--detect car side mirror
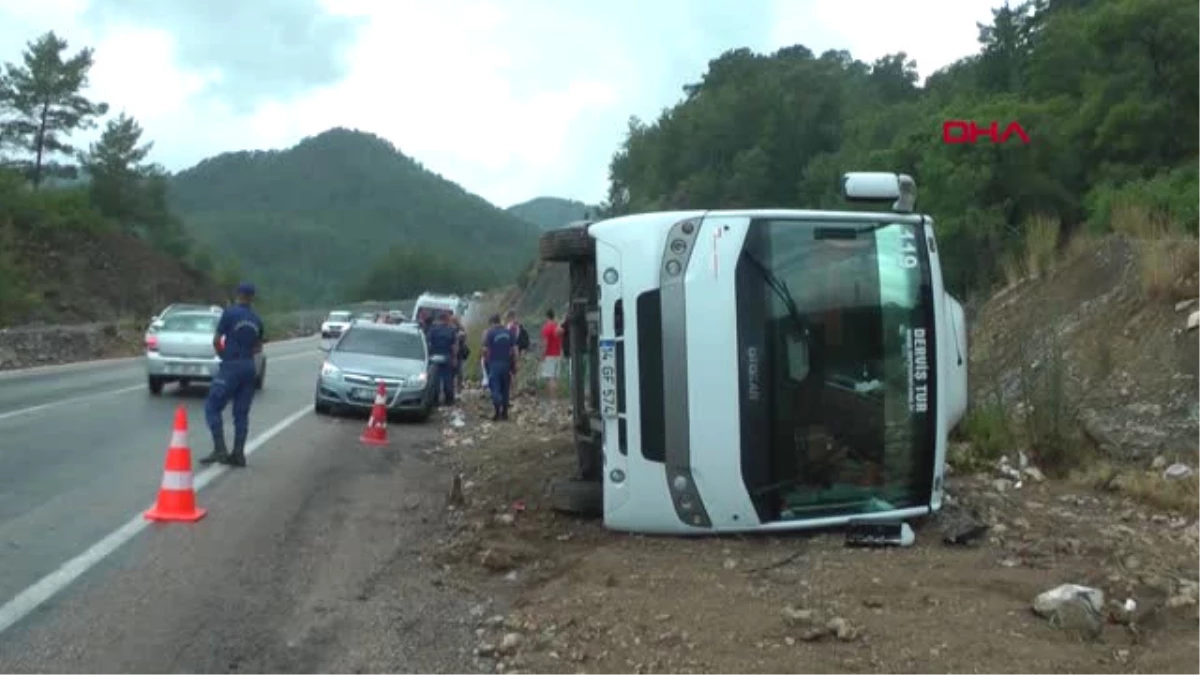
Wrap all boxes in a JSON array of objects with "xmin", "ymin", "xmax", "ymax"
[{"xmin": 149, "ymin": 315, "xmax": 159, "ymax": 323}]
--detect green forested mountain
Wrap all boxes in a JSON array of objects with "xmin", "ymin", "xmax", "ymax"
[
  {"xmin": 601, "ymin": 0, "xmax": 1198, "ymax": 297},
  {"xmin": 169, "ymin": 128, "xmax": 541, "ymax": 306},
  {"xmin": 507, "ymin": 196, "xmax": 597, "ymax": 230}
]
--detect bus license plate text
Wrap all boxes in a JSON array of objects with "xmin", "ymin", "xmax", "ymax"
[{"xmin": 598, "ymin": 339, "xmax": 618, "ymax": 419}]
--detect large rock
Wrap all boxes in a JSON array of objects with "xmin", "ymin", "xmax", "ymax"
[{"xmin": 1079, "ymin": 404, "xmax": 1196, "ymax": 461}]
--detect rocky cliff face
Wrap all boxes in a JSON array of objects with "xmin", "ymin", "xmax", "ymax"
[{"xmin": 969, "ymin": 235, "xmax": 1198, "ymax": 464}]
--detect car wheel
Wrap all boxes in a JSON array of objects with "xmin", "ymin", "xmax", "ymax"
[
  {"xmin": 413, "ymin": 404, "xmax": 433, "ymax": 423},
  {"xmin": 314, "ymin": 397, "xmax": 331, "ymax": 415},
  {"xmin": 148, "ymin": 375, "xmax": 164, "ymax": 396},
  {"xmin": 548, "ymin": 479, "xmax": 603, "ymax": 519},
  {"xmin": 256, "ymin": 364, "xmax": 266, "ymax": 390}
]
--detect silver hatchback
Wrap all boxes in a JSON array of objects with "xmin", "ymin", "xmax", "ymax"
[
  {"xmin": 314, "ymin": 322, "xmax": 434, "ymax": 421},
  {"xmin": 145, "ymin": 310, "xmax": 267, "ymax": 395}
]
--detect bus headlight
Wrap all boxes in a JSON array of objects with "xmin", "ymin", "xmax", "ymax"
[
  {"xmin": 665, "ymin": 259, "xmax": 682, "ymax": 276},
  {"xmin": 603, "ymin": 267, "xmax": 619, "ymax": 284},
  {"xmin": 672, "ymin": 475, "xmax": 688, "ymax": 491},
  {"xmin": 609, "ymin": 468, "xmax": 625, "ymax": 483}
]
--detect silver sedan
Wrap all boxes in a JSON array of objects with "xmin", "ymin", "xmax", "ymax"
[
  {"xmin": 144, "ymin": 310, "xmax": 266, "ymax": 395},
  {"xmin": 314, "ymin": 322, "xmax": 434, "ymax": 421}
]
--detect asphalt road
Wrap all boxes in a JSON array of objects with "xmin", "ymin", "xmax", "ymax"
[{"xmin": 0, "ymin": 337, "xmax": 483, "ymax": 672}]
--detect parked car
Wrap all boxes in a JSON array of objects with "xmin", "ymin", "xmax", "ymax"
[
  {"xmin": 145, "ymin": 310, "xmax": 267, "ymax": 395},
  {"xmin": 314, "ymin": 322, "xmax": 434, "ymax": 421},
  {"xmin": 320, "ymin": 310, "xmax": 353, "ymax": 339},
  {"xmin": 147, "ymin": 303, "xmax": 222, "ymax": 334}
]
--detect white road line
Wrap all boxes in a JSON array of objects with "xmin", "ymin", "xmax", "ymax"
[
  {"xmin": 0, "ymin": 351, "xmax": 318, "ymax": 423},
  {"xmin": 0, "ymin": 404, "xmax": 313, "ymax": 637},
  {"xmin": 0, "ymin": 385, "xmax": 145, "ymax": 422}
]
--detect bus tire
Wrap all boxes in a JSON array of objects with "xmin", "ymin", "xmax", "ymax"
[
  {"xmin": 548, "ymin": 479, "xmax": 603, "ymax": 519},
  {"xmin": 539, "ymin": 225, "xmax": 594, "ymax": 263}
]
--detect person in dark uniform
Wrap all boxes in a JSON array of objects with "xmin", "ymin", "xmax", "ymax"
[
  {"xmin": 426, "ymin": 312, "xmax": 458, "ymax": 407},
  {"xmin": 200, "ymin": 283, "xmax": 264, "ymax": 468},
  {"xmin": 482, "ymin": 313, "xmax": 516, "ymax": 421},
  {"xmin": 452, "ymin": 315, "xmax": 469, "ymax": 394}
]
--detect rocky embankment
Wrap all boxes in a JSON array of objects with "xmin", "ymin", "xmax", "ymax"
[
  {"xmin": 0, "ymin": 322, "xmax": 146, "ymax": 371},
  {"xmin": 0, "ymin": 314, "xmax": 322, "ymax": 372}
]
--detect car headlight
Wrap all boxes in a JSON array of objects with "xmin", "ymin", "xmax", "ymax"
[
  {"xmin": 407, "ymin": 372, "xmax": 427, "ymax": 387},
  {"xmin": 320, "ymin": 361, "xmax": 341, "ymax": 378}
]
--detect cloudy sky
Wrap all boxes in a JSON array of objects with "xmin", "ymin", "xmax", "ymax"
[{"xmin": 0, "ymin": 0, "xmax": 999, "ymax": 208}]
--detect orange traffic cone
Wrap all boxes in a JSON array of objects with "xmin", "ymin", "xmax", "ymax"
[
  {"xmin": 144, "ymin": 405, "xmax": 207, "ymax": 523},
  {"xmin": 360, "ymin": 381, "xmax": 389, "ymax": 446}
]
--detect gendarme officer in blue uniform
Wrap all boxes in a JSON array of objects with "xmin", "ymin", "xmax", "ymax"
[
  {"xmin": 426, "ymin": 311, "xmax": 458, "ymax": 407},
  {"xmin": 200, "ymin": 282, "xmax": 265, "ymax": 468}
]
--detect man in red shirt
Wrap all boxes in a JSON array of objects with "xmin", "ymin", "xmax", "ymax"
[{"xmin": 539, "ymin": 309, "xmax": 564, "ymax": 397}]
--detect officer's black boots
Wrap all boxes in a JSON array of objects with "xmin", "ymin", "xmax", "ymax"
[
  {"xmin": 227, "ymin": 436, "xmax": 247, "ymax": 468},
  {"xmin": 199, "ymin": 436, "xmax": 230, "ymax": 465}
]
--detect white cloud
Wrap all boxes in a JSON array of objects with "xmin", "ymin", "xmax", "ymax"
[
  {"xmin": 0, "ymin": 0, "xmax": 1000, "ymax": 207},
  {"xmin": 768, "ymin": 0, "xmax": 995, "ymax": 81}
]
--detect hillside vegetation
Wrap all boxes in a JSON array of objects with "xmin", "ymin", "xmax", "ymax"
[
  {"xmin": 169, "ymin": 128, "xmax": 541, "ymax": 306},
  {"xmin": 598, "ymin": 0, "xmax": 1197, "ymax": 298},
  {"xmin": 507, "ymin": 196, "xmax": 597, "ymax": 230},
  {"xmin": 0, "ymin": 31, "xmax": 225, "ymax": 328}
]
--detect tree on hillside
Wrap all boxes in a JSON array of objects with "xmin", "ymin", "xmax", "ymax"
[
  {"xmin": 0, "ymin": 31, "xmax": 108, "ymax": 189},
  {"xmin": 81, "ymin": 112, "xmax": 195, "ymax": 258},
  {"xmin": 82, "ymin": 113, "xmax": 155, "ymax": 219}
]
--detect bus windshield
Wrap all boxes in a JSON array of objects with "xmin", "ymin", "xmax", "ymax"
[{"xmin": 734, "ymin": 219, "xmax": 937, "ymax": 523}]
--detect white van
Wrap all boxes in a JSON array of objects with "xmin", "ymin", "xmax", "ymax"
[{"xmin": 412, "ymin": 293, "xmax": 466, "ymax": 328}]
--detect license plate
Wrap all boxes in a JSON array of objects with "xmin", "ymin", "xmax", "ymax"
[
  {"xmin": 168, "ymin": 364, "xmax": 204, "ymax": 375},
  {"xmin": 598, "ymin": 339, "xmax": 618, "ymax": 419},
  {"xmin": 351, "ymin": 387, "xmax": 377, "ymax": 402}
]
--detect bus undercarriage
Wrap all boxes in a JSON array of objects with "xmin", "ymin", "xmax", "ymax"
[{"xmin": 538, "ymin": 223, "xmax": 607, "ymax": 517}]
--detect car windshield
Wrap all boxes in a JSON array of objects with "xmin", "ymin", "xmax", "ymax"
[
  {"xmin": 328, "ymin": 311, "xmax": 352, "ymax": 321},
  {"xmin": 161, "ymin": 314, "xmax": 219, "ymax": 333},
  {"xmin": 336, "ymin": 328, "xmax": 426, "ymax": 360},
  {"xmin": 735, "ymin": 219, "xmax": 936, "ymax": 524}
]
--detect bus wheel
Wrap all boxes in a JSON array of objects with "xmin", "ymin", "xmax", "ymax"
[
  {"xmin": 539, "ymin": 224, "xmax": 594, "ymax": 263},
  {"xmin": 548, "ymin": 479, "xmax": 603, "ymax": 519}
]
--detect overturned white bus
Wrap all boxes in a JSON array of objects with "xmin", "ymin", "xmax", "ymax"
[{"xmin": 540, "ymin": 172, "xmax": 969, "ymax": 535}]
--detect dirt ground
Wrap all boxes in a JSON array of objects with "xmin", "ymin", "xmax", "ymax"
[{"xmin": 424, "ymin": 389, "xmax": 1199, "ymax": 675}]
